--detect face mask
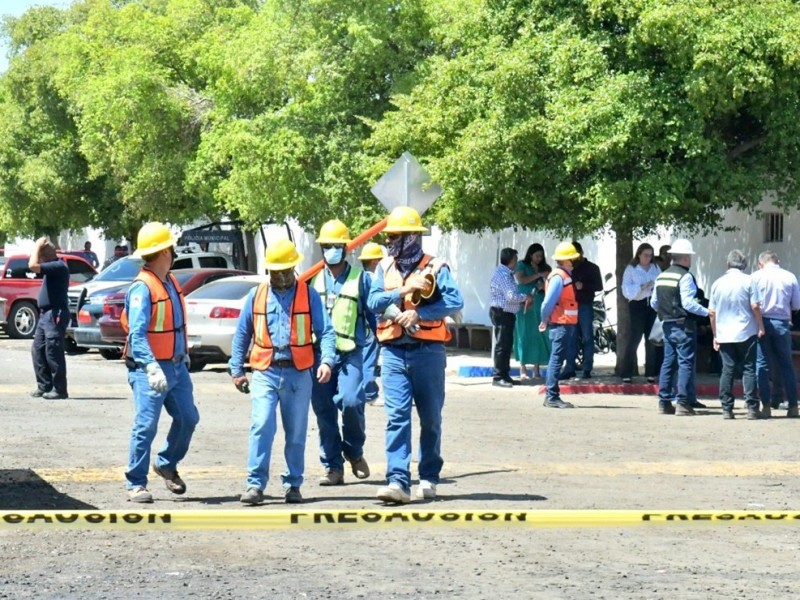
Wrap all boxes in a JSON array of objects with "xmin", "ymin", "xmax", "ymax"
[
  {"xmin": 270, "ymin": 269, "xmax": 296, "ymax": 291},
  {"xmin": 323, "ymin": 246, "xmax": 345, "ymax": 265},
  {"xmin": 387, "ymin": 235, "xmax": 406, "ymax": 258}
]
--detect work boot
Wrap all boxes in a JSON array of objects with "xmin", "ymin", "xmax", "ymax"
[
  {"xmin": 722, "ymin": 409, "xmax": 735, "ymax": 420},
  {"xmin": 127, "ymin": 486, "xmax": 153, "ymax": 503},
  {"xmin": 761, "ymin": 405, "xmax": 772, "ymax": 419},
  {"xmin": 690, "ymin": 400, "xmax": 707, "ymax": 409},
  {"xmin": 658, "ymin": 403, "xmax": 676, "ymax": 415},
  {"xmin": 349, "ymin": 456, "xmax": 370, "ymax": 479},
  {"xmin": 240, "ymin": 487, "xmax": 264, "ymax": 505},
  {"xmin": 284, "ymin": 486, "xmax": 303, "ymax": 504},
  {"xmin": 152, "ymin": 463, "xmax": 186, "ymax": 495},
  {"xmin": 542, "ymin": 399, "xmax": 574, "ymax": 409},
  {"xmin": 746, "ymin": 408, "xmax": 761, "ymax": 420},
  {"xmin": 675, "ymin": 403, "xmax": 696, "ymax": 416},
  {"xmin": 318, "ymin": 470, "xmax": 344, "ymax": 486},
  {"xmin": 787, "ymin": 406, "xmax": 799, "ymax": 418}
]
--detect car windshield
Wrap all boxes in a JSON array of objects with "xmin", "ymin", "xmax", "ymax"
[
  {"xmin": 186, "ymin": 279, "xmax": 259, "ymax": 301},
  {"xmin": 94, "ymin": 257, "xmax": 144, "ymax": 281}
]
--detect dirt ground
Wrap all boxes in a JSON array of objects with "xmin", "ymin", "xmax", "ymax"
[{"xmin": 2, "ymin": 336, "xmax": 800, "ymax": 599}]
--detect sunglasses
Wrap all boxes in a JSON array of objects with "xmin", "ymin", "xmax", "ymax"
[{"xmin": 320, "ymin": 244, "xmax": 345, "ymax": 251}]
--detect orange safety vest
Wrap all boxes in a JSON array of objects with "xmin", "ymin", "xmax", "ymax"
[
  {"xmin": 249, "ymin": 281, "xmax": 315, "ymax": 371},
  {"xmin": 376, "ymin": 255, "xmax": 451, "ymax": 344},
  {"xmin": 121, "ymin": 269, "xmax": 187, "ymax": 361},
  {"xmin": 545, "ymin": 267, "xmax": 579, "ymax": 325}
]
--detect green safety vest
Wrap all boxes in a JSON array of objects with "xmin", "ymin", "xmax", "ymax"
[{"xmin": 312, "ymin": 265, "xmax": 362, "ymax": 353}]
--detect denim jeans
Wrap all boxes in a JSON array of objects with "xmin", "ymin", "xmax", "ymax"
[
  {"xmin": 247, "ymin": 365, "xmax": 312, "ymax": 491},
  {"xmin": 32, "ymin": 307, "xmax": 69, "ymax": 395},
  {"xmin": 126, "ymin": 361, "xmax": 199, "ymax": 489},
  {"xmin": 718, "ymin": 336, "xmax": 758, "ymax": 411},
  {"xmin": 658, "ymin": 320, "xmax": 697, "ymax": 408},
  {"xmin": 490, "ymin": 307, "xmax": 516, "ymax": 380},
  {"xmin": 566, "ymin": 303, "xmax": 594, "ymax": 375},
  {"xmin": 382, "ymin": 342, "xmax": 446, "ymax": 493},
  {"xmin": 311, "ymin": 349, "xmax": 366, "ymax": 473},
  {"xmin": 362, "ymin": 333, "xmax": 381, "ymax": 402},
  {"xmin": 546, "ymin": 324, "xmax": 577, "ymax": 402},
  {"xmin": 757, "ymin": 318, "xmax": 797, "ymax": 408}
]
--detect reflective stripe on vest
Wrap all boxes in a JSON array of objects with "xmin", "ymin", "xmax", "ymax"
[
  {"xmin": 376, "ymin": 255, "xmax": 451, "ymax": 344},
  {"xmin": 121, "ymin": 269, "xmax": 187, "ymax": 361},
  {"xmin": 312, "ymin": 265, "xmax": 362, "ymax": 353},
  {"xmin": 546, "ymin": 267, "xmax": 579, "ymax": 325},
  {"xmin": 249, "ymin": 282, "xmax": 314, "ymax": 370}
]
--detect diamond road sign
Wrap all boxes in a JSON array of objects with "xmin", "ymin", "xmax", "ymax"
[{"xmin": 371, "ymin": 152, "xmax": 442, "ymax": 216}]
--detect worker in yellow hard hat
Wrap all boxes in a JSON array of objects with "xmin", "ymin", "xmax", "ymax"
[
  {"xmin": 537, "ymin": 241, "xmax": 582, "ymax": 409},
  {"xmin": 358, "ymin": 242, "xmax": 387, "ymax": 406},
  {"xmin": 366, "ymin": 206, "xmax": 464, "ymax": 504},
  {"xmin": 121, "ymin": 222, "xmax": 199, "ymax": 503},
  {"xmin": 228, "ymin": 238, "xmax": 336, "ymax": 505},
  {"xmin": 309, "ymin": 220, "xmax": 377, "ymax": 486}
]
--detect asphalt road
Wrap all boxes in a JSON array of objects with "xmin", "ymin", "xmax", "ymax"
[{"xmin": 2, "ymin": 335, "xmax": 800, "ymax": 599}]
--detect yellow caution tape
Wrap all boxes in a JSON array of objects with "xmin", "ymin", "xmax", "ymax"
[{"xmin": 2, "ymin": 510, "xmax": 800, "ymax": 530}]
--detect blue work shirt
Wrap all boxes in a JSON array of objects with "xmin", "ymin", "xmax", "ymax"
[
  {"xmin": 319, "ymin": 263, "xmax": 377, "ymax": 350},
  {"xmin": 367, "ymin": 257, "xmax": 464, "ymax": 344},
  {"xmin": 228, "ymin": 281, "xmax": 336, "ymax": 377},
  {"xmin": 125, "ymin": 270, "xmax": 186, "ymax": 366},
  {"xmin": 540, "ymin": 266, "xmax": 571, "ymax": 324},
  {"xmin": 38, "ymin": 259, "xmax": 70, "ymax": 311}
]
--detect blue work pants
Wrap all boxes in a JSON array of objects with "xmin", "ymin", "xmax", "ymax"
[
  {"xmin": 126, "ymin": 360, "xmax": 198, "ymax": 489},
  {"xmin": 246, "ymin": 365, "xmax": 312, "ymax": 491},
  {"xmin": 381, "ymin": 342, "xmax": 446, "ymax": 493},
  {"xmin": 546, "ymin": 324, "xmax": 577, "ymax": 402},
  {"xmin": 757, "ymin": 318, "xmax": 797, "ymax": 408},
  {"xmin": 311, "ymin": 349, "xmax": 366, "ymax": 473},
  {"xmin": 32, "ymin": 307, "xmax": 69, "ymax": 395},
  {"xmin": 362, "ymin": 333, "xmax": 381, "ymax": 401}
]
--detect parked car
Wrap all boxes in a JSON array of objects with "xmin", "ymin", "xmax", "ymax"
[
  {"xmin": 95, "ymin": 268, "xmax": 253, "ymax": 357},
  {"xmin": 184, "ymin": 275, "xmax": 266, "ymax": 370},
  {"xmin": 67, "ymin": 251, "xmax": 237, "ymax": 353},
  {"xmin": 0, "ymin": 253, "xmax": 96, "ymax": 339}
]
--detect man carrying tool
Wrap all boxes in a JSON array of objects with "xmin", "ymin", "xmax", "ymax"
[
  {"xmin": 310, "ymin": 220, "xmax": 377, "ymax": 486},
  {"xmin": 367, "ymin": 206, "xmax": 464, "ymax": 504}
]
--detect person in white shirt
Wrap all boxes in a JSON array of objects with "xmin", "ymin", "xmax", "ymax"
[
  {"xmin": 709, "ymin": 249, "xmax": 765, "ymax": 420},
  {"xmin": 620, "ymin": 243, "xmax": 661, "ymax": 383}
]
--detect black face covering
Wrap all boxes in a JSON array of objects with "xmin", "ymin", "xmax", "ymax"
[{"xmin": 270, "ymin": 269, "xmax": 296, "ymax": 291}]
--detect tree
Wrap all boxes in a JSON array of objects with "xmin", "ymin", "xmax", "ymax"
[{"xmin": 366, "ymin": 0, "xmax": 800, "ymax": 372}]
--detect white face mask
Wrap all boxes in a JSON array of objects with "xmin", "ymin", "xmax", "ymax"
[{"xmin": 323, "ymin": 246, "xmax": 345, "ymax": 265}]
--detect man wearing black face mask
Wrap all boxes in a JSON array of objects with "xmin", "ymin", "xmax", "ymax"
[{"xmin": 309, "ymin": 220, "xmax": 377, "ymax": 486}]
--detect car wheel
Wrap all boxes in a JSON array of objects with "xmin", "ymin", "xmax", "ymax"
[
  {"xmin": 7, "ymin": 301, "xmax": 38, "ymax": 339},
  {"xmin": 65, "ymin": 336, "xmax": 89, "ymax": 355},
  {"xmin": 188, "ymin": 359, "xmax": 207, "ymax": 372},
  {"xmin": 99, "ymin": 348, "xmax": 123, "ymax": 360}
]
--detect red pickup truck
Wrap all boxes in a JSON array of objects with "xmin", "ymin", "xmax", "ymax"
[{"xmin": 0, "ymin": 253, "xmax": 96, "ymax": 339}]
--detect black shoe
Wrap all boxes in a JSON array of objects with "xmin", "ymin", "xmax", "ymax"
[
  {"xmin": 621, "ymin": 377, "xmax": 632, "ymax": 384},
  {"xmin": 646, "ymin": 377, "xmax": 657, "ymax": 384},
  {"xmin": 240, "ymin": 487, "xmax": 264, "ymax": 505},
  {"xmin": 30, "ymin": 389, "xmax": 49, "ymax": 398},
  {"xmin": 558, "ymin": 372, "xmax": 576, "ymax": 381},
  {"xmin": 659, "ymin": 403, "xmax": 676, "ymax": 415},
  {"xmin": 492, "ymin": 379, "xmax": 513, "ymax": 388},
  {"xmin": 284, "ymin": 486, "xmax": 303, "ymax": 504},
  {"xmin": 542, "ymin": 399, "xmax": 575, "ymax": 409},
  {"xmin": 505, "ymin": 378, "xmax": 521, "ymax": 386},
  {"xmin": 722, "ymin": 409, "xmax": 735, "ymax": 420},
  {"xmin": 690, "ymin": 400, "xmax": 706, "ymax": 409},
  {"xmin": 580, "ymin": 372, "xmax": 591, "ymax": 380},
  {"xmin": 42, "ymin": 391, "xmax": 68, "ymax": 400}
]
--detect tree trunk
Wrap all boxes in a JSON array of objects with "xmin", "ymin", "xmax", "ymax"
[{"xmin": 613, "ymin": 226, "xmax": 633, "ymax": 376}]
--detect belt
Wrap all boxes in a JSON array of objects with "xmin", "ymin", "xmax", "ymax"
[
  {"xmin": 271, "ymin": 359, "xmax": 294, "ymax": 368},
  {"xmin": 389, "ymin": 342, "xmax": 425, "ymax": 350}
]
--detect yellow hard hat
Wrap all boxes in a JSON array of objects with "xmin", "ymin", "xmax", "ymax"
[
  {"xmin": 551, "ymin": 242, "xmax": 580, "ymax": 262},
  {"xmin": 358, "ymin": 242, "xmax": 385, "ymax": 261},
  {"xmin": 316, "ymin": 219, "xmax": 351, "ymax": 244},
  {"xmin": 384, "ymin": 206, "xmax": 428, "ymax": 233},
  {"xmin": 264, "ymin": 239, "xmax": 304, "ymax": 270},
  {"xmin": 133, "ymin": 222, "xmax": 176, "ymax": 257}
]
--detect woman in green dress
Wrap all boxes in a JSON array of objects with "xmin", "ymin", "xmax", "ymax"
[{"xmin": 513, "ymin": 243, "xmax": 552, "ymax": 379}]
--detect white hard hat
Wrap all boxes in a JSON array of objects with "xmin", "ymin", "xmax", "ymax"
[{"xmin": 670, "ymin": 239, "xmax": 695, "ymax": 255}]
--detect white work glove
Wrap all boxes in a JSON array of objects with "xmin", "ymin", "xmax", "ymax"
[{"xmin": 145, "ymin": 362, "xmax": 168, "ymax": 393}]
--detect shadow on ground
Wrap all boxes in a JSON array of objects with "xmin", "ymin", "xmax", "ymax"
[{"xmin": 0, "ymin": 469, "xmax": 97, "ymax": 510}]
